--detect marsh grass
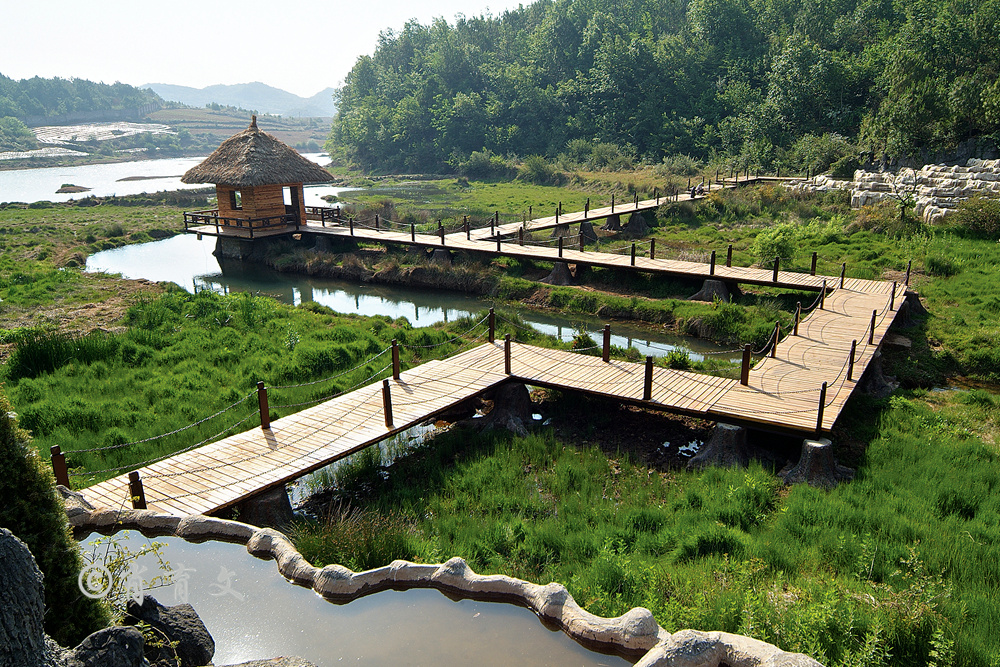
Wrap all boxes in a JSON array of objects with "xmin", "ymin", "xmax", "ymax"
[{"xmin": 293, "ymin": 387, "xmax": 1000, "ymax": 665}]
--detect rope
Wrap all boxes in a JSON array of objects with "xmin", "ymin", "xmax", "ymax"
[
  {"xmin": 269, "ymin": 364, "xmax": 393, "ymax": 410},
  {"xmin": 268, "ymin": 347, "xmax": 391, "ymax": 390},
  {"xmin": 70, "ymin": 390, "xmax": 256, "ymax": 454},
  {"xmin": 399, "ymin": 315, "xmax": 488, "ymax": 349}
]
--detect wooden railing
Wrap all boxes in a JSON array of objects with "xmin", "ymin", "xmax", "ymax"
[
  {"xmin": 304, "ymin": 206, "xmax": 341, "ymax": 224},
  {"xmin": 183, "ymin": 209, "xmax": 298, "ymax": 238}
]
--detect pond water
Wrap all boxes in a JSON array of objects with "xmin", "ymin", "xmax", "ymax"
[
  {"xmin": 80, "ymin": 531, "xmax": 633, "ymax": 666},
  {"xmin": 86, "ymin": 234, "xmax": 738, "ymax": 361},
  {"xmin": 0, "ymin": 154, "xmax": 342, "ymax": 206}
]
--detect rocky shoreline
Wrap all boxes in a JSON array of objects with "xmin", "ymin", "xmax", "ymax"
[{"xmin": 59, "ymin": 487, "xmax": 822, "ymax": 667}]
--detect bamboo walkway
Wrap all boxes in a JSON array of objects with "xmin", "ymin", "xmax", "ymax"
[{"xmin": 78, "ymin": 277, "xmax": 904, "ymax": 516}]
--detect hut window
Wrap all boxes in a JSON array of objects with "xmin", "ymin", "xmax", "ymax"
[{"xmin": 229, "ymin": 190, "xmax": 242, "ymax": 210}]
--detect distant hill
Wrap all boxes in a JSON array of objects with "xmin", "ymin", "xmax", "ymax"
[{"xmin": 143, "ymin": 82, "xmax": 335, "ymax": 117}]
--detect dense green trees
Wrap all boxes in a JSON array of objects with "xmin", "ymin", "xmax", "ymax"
[
  {"xmin": 330, "ymin": 0, "xmax": 1000, "ymax": 172},
  {"xmin": 0, "ymin": 116, "xmax": 37, "ymax": 151},
  {"xmin": 0, "ymin": 74, "xmax": 160, "ymax": 121}
]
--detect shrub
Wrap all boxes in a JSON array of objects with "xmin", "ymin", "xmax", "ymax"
[
  {"xmin": 0, "ymin": 392, "xmax": 110, "ymax": 645},
  {"xmin": 656, "ymin": 154, "xmax": 702, "ymax": 177},
  {"xmin": 518, "ymin": 155, "xmax": 560, "ymax": 184},
  {"xmin": 749, "ymin": 224, "xmax": 795, "ymax": 266},
  {"xmin": 455, "ymin": 150, "xmax": 515, "ymax": 179},
  {"xmin": 950, "ymin": 196, "xmax": 1000, "ymax": 239},
  {"xmin": 830, "ymin": 154, "xmax": 860, "ymax": 179},
  {"xmin": 925, "ymin": 254, "xmax": 961, "ymax": 277},
  {"xmin": 665, "ymin": 350, "xmax": 692, "ymax": 370}
]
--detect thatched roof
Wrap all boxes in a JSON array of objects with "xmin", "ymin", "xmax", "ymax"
[{"xmin": 181, "ymin": 116, "xmax": 333, "ymax": 186}]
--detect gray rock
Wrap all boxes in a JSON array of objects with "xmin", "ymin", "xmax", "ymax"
[
  {"xmin": 63, "ymin": 627, "xmax": 145, "ymax": 667},
  {"xmin": 0, "ymin": 528, "xmax": 51, "ymax": 667},
  {"xmin": 689, "ymin": 279, "xmax": 731, "ymax": 303},
  {"xmin": 539, "ymin": 261, "xmax": 575, "ymax": 285},
  {"xmin": 780, "ymin": 439, "xmax": 854, "ymax": 489},
  {"xmin": 230, "ymin": 485, "xmax": 294, "ymax": 529},
  {"xmin": 687, "ymin": 423, "xmax": 749, "ymax": 470},
  {"xmin": 124, "ymin": 596, "xmax": 214, "ymax": 667},
  {"xmin": 471, "ymin": 382, "xmax": 533, "ymax": 437}
]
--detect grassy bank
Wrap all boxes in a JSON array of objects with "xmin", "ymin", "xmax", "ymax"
[{"xmin": 292, "ymin": 385, "xmax": 999, "ymax": 666}]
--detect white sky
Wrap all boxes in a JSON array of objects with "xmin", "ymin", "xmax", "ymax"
[{"xmin": 1, "ymin": 0, "xmax": 528, "ymax": 98}]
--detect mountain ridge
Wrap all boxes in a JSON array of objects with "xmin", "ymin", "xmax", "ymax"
[{"xmin": 142, "ymin": 81, "xmax": 335, "ymax": 118}]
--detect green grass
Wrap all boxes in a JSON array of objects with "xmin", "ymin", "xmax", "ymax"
[{"xmin": 292, "ymin": 385, "xmax": 1000, "ymax": 666}]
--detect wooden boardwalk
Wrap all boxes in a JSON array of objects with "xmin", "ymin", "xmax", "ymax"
[{"xmin": 78, "ymin": 278, "xmax": 904, "ymax": 516}]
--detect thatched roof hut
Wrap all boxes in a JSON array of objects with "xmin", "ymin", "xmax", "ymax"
[{"xmin": 181, "ymin": 115, "xmax": 333, "ymax": 187}]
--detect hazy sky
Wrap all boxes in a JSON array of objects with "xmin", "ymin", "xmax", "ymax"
[{"xmin": 2, "ymin": 0, "xmax": 527, "ymax": 98}]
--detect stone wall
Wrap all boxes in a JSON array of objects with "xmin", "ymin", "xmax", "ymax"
[{"xmin": 64, "ymin": 497, "xmax": 822, "ymax": 667}]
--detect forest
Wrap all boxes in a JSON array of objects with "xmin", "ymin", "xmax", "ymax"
[
  {"xmin": 330, "ymin": 0, "xmax": 1000, "ymax": 173},
  {"xmin": 0, "ymin": 74, "xmax": 161, "ymax": 120}
]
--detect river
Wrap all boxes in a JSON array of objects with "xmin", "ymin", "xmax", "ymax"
[
  {"xmin": 0, "ymin": 154, "xmax": 342, "ymax": 206},
  {"xmin": 86, "ymin": 234, "xmax": 738, "ymax": 361}
]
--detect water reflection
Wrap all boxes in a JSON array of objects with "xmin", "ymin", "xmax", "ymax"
[
  {"xmin": 87, "ymin": 234, "xmax": 738, "ymax": 361},
  {"xmin": 81, "ymin": 531, "xmax": 632, "ymax": 666}
]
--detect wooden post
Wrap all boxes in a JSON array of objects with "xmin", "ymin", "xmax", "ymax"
[
  {"xmin": 772, "ymin": 257, "xmax": 780, "ymax": 283},
  {"xmin": 375, "ymin": 214, "xmax": 380, "ymax": 231},
  {"xmin": 770, "ymin": 323, "xmax": 780, "ymax": 358},
  {"xmin": 391, "ymin": 339, "xmax": 400, "ymax": 380},
  {"xmin": 650, "ymin": 238, "xmax": 656, "ymax": 260},
  {"xmin": 555, "ymin": 208, "xmax": 560, "ymax": 224},
  {"xmin": 440, "ymin": 227, "xmax": 445, "ymax": 245},
  {"xmin": 710, "ymin": 250, "xmax": 716, "ymax": 275},
  {"xmin": 504, "ymin": 334, "xmax": 512, "ymax": 375},
  {"xmin": 740, "ymin": 344, "xmax": 751, "ymax": 386},
  {"xmin": 794, "ymin": 302, "xmax": 801, "ymax": 335},
  {"xmin": 726, "ymin": 244, "xmax": 733, "ymax": 267},
  {"xmin": 816, "ymin": 382, "xmax": 827, "ymax": 437},
  {"xmin": 655, "ymin": 188, "xmax": 659, "ymax": 204},
  {"xmin": 464, "ymin": 215, "xmax": 469, "ymax": 237},
  {"xmin": 488, "ymin": 308, "xmax": 495, "ymax": 343},
  {"xmin": 630, "ymin": 243, "xmax": 636, "ymax": 266},
  {"xmin": 811, "ymin": 252, "xmax": 817, "ymax": 276},
  {"xmin": 602, "ymin": 324, "xmax": 611, "ymax": 362},
  {"xmin": 50, "ymin": 446, "xmax": 70, "ymax": 488},
  {"xmin": 382, "ymin": 379, "xmax": 393, "ymax": 429},
  {"xmin": 840, "ymin": 263, "xmax": 846, "ymax": 288},
  {"xmin": 869, "ymin": 310, "xmax": 877, "ymax": 345},
  {"xmin": 905, "ymin": 259, "xmax": 912, "ymax": 286},
  {"xmin": 643, "ymin": 356, "xmax": 653, "ymax": 401},
  {"xmin": 611, "ymin": 194, "xmax": 615, "ymax": 212},
  {"xmin": 519, "ymin": 227, "xmax": 524, "ymax": 245},
  {"xmin": 496, "ymin": 235, "xmax": 501, "ymax": 252},
  {"xmin": 847, "ymin": 340, "xmax": 857, "ymax": 381},
  {"xmin": 890, "ymin": 281, "xmax": 897, "ymax": 310},
  {"xmin": 634, "ymin": 192, "xmax": 638, "ymax": 207},
  {"xmin": 128, "ymin": 471, "xmax": 146, "ymax": 510},
  {"xmin": 821, "ymin": 280, "xmax": 827, "ymax": 309},
  {"xmin": 411, "ymin": 223, "xmax": 416, "ymax": 243},
  {"xmin": 529, "ymin": 205, "xmax": 532, "ymax": 220},
  {"xmin": 349, "ymin": 217, "xmax": 354, "ymax": 236},
  {"xmin": 585, "ymin": 198, "xmax": 590, "ymax": 219},
  {"xmin": 579, "ymin": 233, "xmax": 584, "ymax": 252},
  {"xmin": 558, "ymin": 236, "xmax": 563, "ymax": 258},
  {"xmin": 257, "ymin": 381, "xmax": 270, "ymax": 430}
]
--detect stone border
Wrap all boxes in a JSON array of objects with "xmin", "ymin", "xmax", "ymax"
[{"xmin": 63, "ymin": 494, "xmax": 821, "ymax": 667}]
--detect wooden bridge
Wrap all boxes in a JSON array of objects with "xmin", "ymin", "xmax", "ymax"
[{"xmin": 75, "ymin": 274, "xmax": 905, "ymax": 517}]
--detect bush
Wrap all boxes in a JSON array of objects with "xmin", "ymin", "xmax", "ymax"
[
  {"xmin": 455, "ymin": 150, "xmax": 515, "ymax": 179},
  {"xmin": 830, "ymin": 154, "xmax": 860, "ymax": 179},
  {"xmin": 0, "ymin": 392, "xmax": 110, "ymax": 645},
  {"xmin": 749, "ymin": 224, "xmax": 795, "ymax": 266},
  {"xmin": 518, "ymin": 155, "xmax": 560, "ymax": 184},
  {"xmin": 656, "ymin": 154, "xmax": 702, "ymax": 177},
  {"xmin": 951, "ymin": 196, "xmax": 1000, "ymax": 239}
]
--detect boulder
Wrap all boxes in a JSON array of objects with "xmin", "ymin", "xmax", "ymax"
[
  {"xmin": 687, "ymin": 423, "xmax": 750, "ymax": 470},
  {"xmin": 539, "ymin": 261, "xmax": 574, "ymax": 286},
  {"xmin": 0, "ymin": 528, "xmax": 52, "ymax": 667},
  {"xmin": 470, "ymin": 382, "xmax": 533, "ymax": 437},
  {"xmin": 57, "ymin": 485, "xmax": 95, "ymax": 527},
  {"xmin": 124, "ymin": 596, "xmax": 214, "ymax": 667},
  {"xmin": 780, "ymin": 439, "xmax": 854, "ymax": 489},
  {"xmin": 230, "ymin": 485, "xmax": 294, "ymax": 529},
  {"xmin": 621, "ymin": 212, "xmax": 650, "ymax": 238},
  {"xmin": 63, "ymin": 627, "xmax": 145, "ymax": 667},
  {"xmin": 430, "ymin": 248, "xmax": 452, "ymax": 266},
  {"xmin": 689, "ymin": 279, "xmax": 731, "ymax": 303}
]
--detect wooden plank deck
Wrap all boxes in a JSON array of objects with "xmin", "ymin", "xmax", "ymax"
[{"xmin": 78, "ymin": 274, "xmax": 903, "ymax": 516}]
